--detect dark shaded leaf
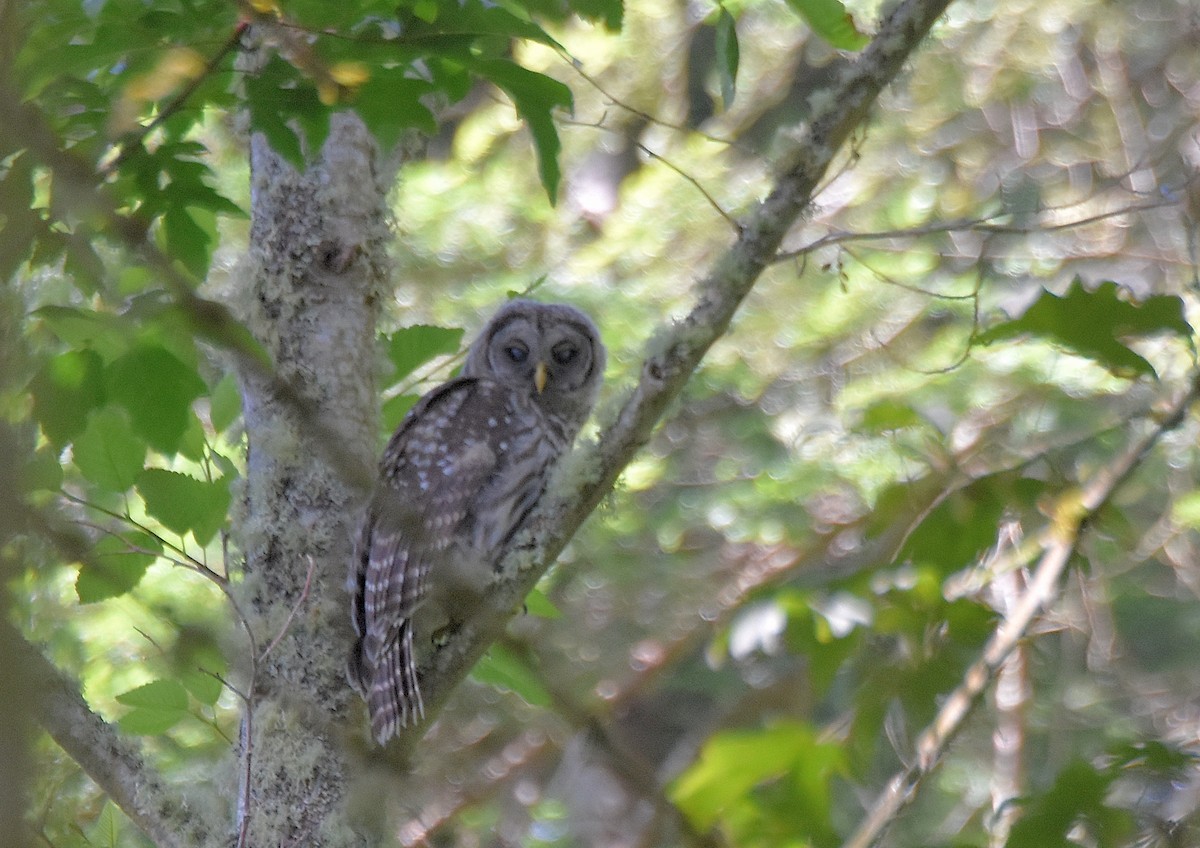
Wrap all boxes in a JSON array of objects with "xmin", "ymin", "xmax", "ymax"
[
  {"xmin": 977, "ymin": 278, "xmax": 1194, "ymax": 379},
  {"xmin": 245, "ymin": 56, "xmax": 331, "ymax": 168},
  {"xmin": 76, "ymin": 531, "xmax": 160, "ymax": 603},
  {"xmin": 20, "ymin": 445, "xmax": 64, "ymax": 493},
  {"xmin": 351, "ymin": 71, "xmax": 436, "ymax": 149},
  {"xmin": 208, "ymin": 373, "xmax": 242, "ymax": 433},
  {"xmin": 900, "ymin": 474, "xmax": 1043, "ymax": 575},
  {"xmin": 714, "ymin": 7, "xmax": 739, "ymax": 110},
  {"xmin": 1006, "ymin": 760, "xmax": 1131, "ymax": 848},
  {"xmin": 29, "ymin": 349, "xmax": 106, "ymax": 447}
]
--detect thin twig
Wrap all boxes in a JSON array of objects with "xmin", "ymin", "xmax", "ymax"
[
  {"xmin": 775, "ymin": 198, "xmax": 1179, "ymax": 262},
  {"xmin": 635, "ymin": 141, "xmax": 741, "ymax": 234}
]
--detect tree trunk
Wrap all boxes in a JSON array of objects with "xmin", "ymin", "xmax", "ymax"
[{"xmin": 235, "ymin": 111, "xmax": 395, "ymax": 845}]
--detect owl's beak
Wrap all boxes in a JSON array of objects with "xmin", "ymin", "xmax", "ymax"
[{"xmin": 534, "ymin": 361, "xmax": 548, "ymax": 394}]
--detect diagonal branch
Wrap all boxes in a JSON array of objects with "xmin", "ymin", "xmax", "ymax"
[
  {"xmin": 840, "ymin": 370, "xmax": 1200, "ymax": 848},
  {"xmin": 8, "ymin": 622, "xmax": 221, "ymax": 848},
  {"xmin": 406, "ymin": 0, "xmax": 958, "ymax": 743}
]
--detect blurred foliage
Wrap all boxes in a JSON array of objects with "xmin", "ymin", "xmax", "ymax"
[{"xmin": 5, "ymin": 0, "xmax": 1200, "ymax": 846}]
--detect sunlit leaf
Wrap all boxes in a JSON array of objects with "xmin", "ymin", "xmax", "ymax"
[
  {"xmin": 104, "ymin": 345, "xmax": 207, "ymax": 453},
  {"xmin": 386, "ymin": 324, "xmax": 465, "ymax": 383},
  {"xmin": 136, "ymin": 468, "xmax": 231, "ymax": 546},
  {"xmin": 859, "ymin": 398, "xmax": 926, "ymax": 433},
  {"xmin": 382, "ymin": 394, "xmax": 420, "ymax": 436},
  {"xmin": 671, "ymin": 721, "xmax": 841, "ymax": 831},
  {"xmin": 783, "ymin": 0, "xmax": 870, "ymax": 50},
  {"xmin": 524, "ymin": 588, "xmax": 562, "ymax": 619},
  {"xmin": 115, "ymin": 679, "xmax": 189, "ymax": 735},
  {"xmin": 88, "ymin": 801, "xmax": 123, "ymax": 848},
  {"xmin": 471, "ymin": 644, "xmax": 551, "ymax": 707},
  {"xmin": 72, "ymin": 407, "xmax": 147, "ymax": 492},
  {"xmin": 977, "ymin": 278, "xmax": 1194, "ymax": 379}
]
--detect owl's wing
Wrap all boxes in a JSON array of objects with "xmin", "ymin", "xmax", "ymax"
[{"xmin": 350, "ymin": 377, "xmax": 512, "ymax": 739}]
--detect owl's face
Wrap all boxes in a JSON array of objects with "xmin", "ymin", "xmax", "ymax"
[{"xmin": 463, "ymin": 300, "xmax": 604, "ymax": 427}]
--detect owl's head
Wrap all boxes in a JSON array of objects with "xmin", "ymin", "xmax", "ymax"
[{"xmin": 463, "ymin": 299, "xmax": 605, "ymax": 428}]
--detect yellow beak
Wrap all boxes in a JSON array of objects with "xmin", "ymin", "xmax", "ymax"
[{"xmin": 534, "ymin": 361, "xmax": 548, "ymax": 394}]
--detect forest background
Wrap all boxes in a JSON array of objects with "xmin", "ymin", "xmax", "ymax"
[{"xmin": 3, "ymin": 0, "xmax": 1200, "ymax": 846}]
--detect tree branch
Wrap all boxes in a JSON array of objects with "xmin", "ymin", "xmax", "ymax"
[
  {"xmin": 840, "ymin": 370, "xmax": 1200, "ymax": 848},
  {"xmin": 9, "ymin": 623, "xmax": 221, "ymax": 848},
  {"xmin": 407, "ymin": 0, "xmax": 957, "ymax": 741}
]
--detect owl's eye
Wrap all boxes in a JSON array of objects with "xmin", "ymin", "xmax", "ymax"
[
  {"xmin": 552, "ymin": 343, "xmax": 578, "ymax": 365},
  {"xmin": 505, "ymin": 343, "xmax": 529, "ymax": 363}
]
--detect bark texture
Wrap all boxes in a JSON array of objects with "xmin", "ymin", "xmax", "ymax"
[{"xmin": 235, "ymin": 111, "xmax": 397, "ymax": 845}]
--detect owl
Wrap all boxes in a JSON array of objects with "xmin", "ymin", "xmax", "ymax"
[{"xmin": 348, "ymin": 300, "xmax": 605, "ymax": 743}]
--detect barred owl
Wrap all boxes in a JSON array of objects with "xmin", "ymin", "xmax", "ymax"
[{"xmin": 348, "ymin": 300, "xmax": 605, "ymax": 743}]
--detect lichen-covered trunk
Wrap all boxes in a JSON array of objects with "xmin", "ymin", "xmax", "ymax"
[{"xmin": 234, "ymin": 112, "xmax": 393, "ymax": 846}]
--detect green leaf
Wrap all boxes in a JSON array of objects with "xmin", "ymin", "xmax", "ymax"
[
  {"xmin": 136, "ymin": 468, "xmax": 231, "ymax": 546},
  {"xmin": 33, "ymin": 306, "xmax": 133, "ymax": 361},
  {"xmin": 72, "ymin": 407, "xmax": 147, "ymax": 492},
  {"xmin": 524, "ymin": 588, "xmax": 562, "ymax": 619},
  {"xmin": 714, "ymin": 7, "xmax": 739, "ymax": 110},
  {"xmin": 784, "ymin": 0, "xmax": 870, "ymax": 50},
  {"xmin": 859, "ymin": 398, "xmax": 925, "ymax": 433},
  {"xmin": 76, "ymin": 531, "xmax": 160, "ymax": 603},
  {"xmin": 245, "ymin": 56, "xmax": 331, "ymax": 168},
  {"xmin": 671, "ymin": 721, "xmax": 841, "ymax": 830},
  {"xmin": 471, "ymin": 645, "xmax": 551, "ymax": 707},
  {"xmin": 104, "ymin": 345, "xmax": 207, "ymax": 453},
  {"xmin": 900, "ymin": 474, "xmax": 1043, "ymax": 575},
  {"xmin": 351, "ymin": 71, "xmax": 436, "ymax": 150},
  {"xmin": 29, "ymin": 349, "xmax": 106, "ymax": 447},
  {"xmin": 472, "ymin": 59, "xmax": 573, "ymax": 203},
  {"xmin": 382, "ymin": 394, "xmax": 420, "ymax": 435},
  {"xmin": 115, "ymin": 679, "xmax": 189, "ymax": 735},
  {"xmin": 88, "ymin": 801, "xmax": 124, "ymax": 848},
  {"xmin": 386, "ymin": 324, "xmax": 465, "ymax": 383},
  {"xmin": 1006, "ymin": 760, "xmax": 1129, "ymax": 848},
  {"xmin": 20, "ymin": 445, "xmax": 64, "ymax": 493},
  {"xmin": 175, "ymin": 637, "xmax": 228, "ymax": 706},
  {"xmin": 161, "ymin": 205, "xmax": 217, "ymax": 278},
  {"xmin": 977, "ymin": 278, "xmax": 1194, "ymax": 379},
  {"xmin": 209, "ymin": 373, "xmax": 242, "ymax": 433}
]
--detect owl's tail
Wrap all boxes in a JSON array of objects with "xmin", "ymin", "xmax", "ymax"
[{"xmin": 368, "ymin": 620, "xmax": 425, "ymax": 744}]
